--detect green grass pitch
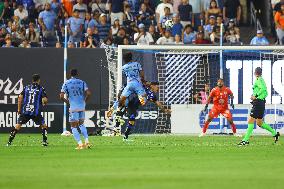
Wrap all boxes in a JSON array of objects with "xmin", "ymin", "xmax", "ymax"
[{"xmin": 0, "ymin": 134, "xmax": 283, "ymax": 189}]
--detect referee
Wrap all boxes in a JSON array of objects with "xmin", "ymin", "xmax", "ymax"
[{"xmin": 238, "ymin": 67, "xmax": 280, "ymax": 146}]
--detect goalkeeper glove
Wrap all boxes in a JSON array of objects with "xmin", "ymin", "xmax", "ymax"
[
  {"xmin": 203, "ymin": 104, "xmax": 208, "ymax": 112},
  {"xmin": 230, "ymin": 99, "xmax": 234, "ymax": 109}
]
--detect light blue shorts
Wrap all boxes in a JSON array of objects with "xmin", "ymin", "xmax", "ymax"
[
  {"xmin": 121, "ymin": 81, "xmax": 146, "ymax": 98},
  {"xmin": 69, "ymin": 111, "xmax": 85, "ymax": 122}
]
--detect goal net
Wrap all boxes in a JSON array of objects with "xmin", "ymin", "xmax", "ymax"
[{"xmin": 103, "ymin": 45, "xmax": 284, "ymax": 134}]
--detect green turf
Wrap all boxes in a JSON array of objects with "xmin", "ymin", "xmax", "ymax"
[{"xmin": 0, "ymin": 134, "xmax": 283, "ymax": 189}]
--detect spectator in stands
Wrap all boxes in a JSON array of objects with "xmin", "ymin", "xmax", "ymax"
[
  {"xmin": 223, "ymin": 0, "xmax": 241, "ymax": 25},
  {"xmin": 38, "ymin": 3, "xmax": 57, "ymax": 41},
  {"xmin": 126, "ymin": 0, "xmax": 140, "ymax": 15},
  {"xmin": 0, "ymin": 0, "xmax": 4, "ymax": 21},
  {"xmin": 155, "ymin": 0, "xmax": 173, "ymax": 23},
  {"xmin": 137, "ymin": 3, "xmax": 154, "ymax": 29},
  {"xmin": 205, "ymin": 0, "xmax": 221, "ymax": 24},
  {"xmin": 173, "ymin": 34, "xmax": 183, "ymax": 44},
  {"xmin": 273, "ymin": 0, "xmax": 284, "ymax": 13},
  {"xmin": 62, "ymin": 0, "xmax": 74, "ymax": 17},
  {"xmin": 225, "ymin": 28, "xmax": 240, "ymax": 44},
  {"xmin": 73, "ymin": 0, "xmax": 87, "ymax": 19},
  {"xmin": 68, "ymin": 41, "xmax": 75, "ymax": 48},
  {"xmin": 183, "ymin": 24, "xmax": 196, "ymax": 44},
  {"xmin": 84, "ymin": 12, "xmax": 98, "ymax": 32},
  {"xmin": 250, "ymin": 30, "xmax": 270, "ymax": 45},
  {"xmin": 210, "ymin": 25, "xmax": 224, "ymax": 44},
  {"xmin": 14, "ymin": 4, "xmax": 28, "ymax": 25},
  {"xmin": 173, "ymin": 0, "xmax": 181, "ymax": 13},
  {"xmin": 80, "ymin": 27, "xmax": 99, "ymax": 47},
  {"xmin": 171, "ymin": 13, "xmax": 183, "ymax": 37},
  {"xmin": 204, "ymin": 15, "xmax": 216, "ymax": 39},
  {"xmin": 178, "ymin": 0, "xmax": 193, "ymax": 27},
  {"xmin": 203, "ymin": 0, "xmax": 220, "ymax": 12},
  {"xmin": 274, "ymin": 3, "xmax": 284, "ymax": 45},
  {"xmin": 51, "ymin": 0, "xmax": 61, "ymax": 16},
  {"xmin": 113, "ymin": 27, "xmax": 128, "ymax": 45},
  {"xmin": 123, "ymin": 4, "xmax": 135, "ymax": 26},
  {"xmin": 91, "ymin": 0, "xmax": 106, "ymax": 13},
  {"xmin": 1, "ymin": 1, "xmax": 14, "ymax": 23},
  {"xmin": 158, "ymin": 6, "xmax": 172, "ymax": 34},
  {"xmin": 55, "ymin": 41, "xmax": 62, "ymax": 48},
  {"xmin": 19, "ymin": 38, "xmax": 31, "ymax": 48},
  {"xmin": 2, "ymin": 37, "xmax": 14, "ymax": 47},
  {"xmin": 156, "ymin": 29, "xmax": 174, "ymax": 44},
  {"xmin": 109, "ymin": 0, "xmax": 124, "ymax": 25},
  {"xmin": 148, "ymin": 24, "xmax": 160, "ymax": 43},
  {"xmin": 67, "ymin": 9, "xmax": 84, "ymax": 44},
  {"xmin": 134, "ymin": 23, "xmax": 154, "ymax": 45},
  {"xmin": 226, "ymin": 19, "xmax": 240, "ymax": 35},
  {"xmin": 111, "ymin": 17, "xmax": 121, "ymax": 35},
  {"xmin": 194, "ymin": 83, "xmax": 210, "ymax": 104},
  {"xmin": 26, "ymin": 23, "xmax": 40, "ymax": 47},
  {"xmin": 97, "ymin": 13, "xmax": 111, "ymax": 41},
  {"xmin": 195, "ymin": 31, "xmax": 211, "ymax": 44},
  {"xmin": 141, "ymin": 0, "xmax": 155, "ymax": 15},
  {"xmin": 83, "ymin": 35, "xmax": 97, "ymax": 48}
]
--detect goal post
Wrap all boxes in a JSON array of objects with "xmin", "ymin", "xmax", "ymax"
[{"xmin": 105, "ymin": 45, "xmax": 284, "ymax": 134}]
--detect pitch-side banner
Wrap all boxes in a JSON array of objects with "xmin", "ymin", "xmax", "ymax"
[{"xmin": 171, "ymin": 104, "xmax": 284, "ymax": 134}]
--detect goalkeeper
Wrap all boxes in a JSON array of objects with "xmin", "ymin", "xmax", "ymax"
[{"xmin": 238, "ymin": 67, "xmax": 280, "ymax": 146}]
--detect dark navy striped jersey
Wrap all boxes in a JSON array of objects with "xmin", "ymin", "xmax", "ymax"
[
  {"xmin": 20, "ymin": 83, "xmax": 47, "ymax": 116},
  {"xmin": 145, "ymin": 87, "xmax": 157, "ymax": 102}
]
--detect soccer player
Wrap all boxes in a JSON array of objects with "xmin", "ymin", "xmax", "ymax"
[
  {"xmin": 117, "ymin": 52, "xmax": 147, "ymax": 115},
  {"xmin": 238, "ymin": 67, "xmax": 280, "ymax": 146},
  {"xmin": 200, "ymin": 78, "xmax": 239, "ymax": 137},
  {"xmin": 7, "ymin": 74, "xmax": 48, "ymax": 146},
  {"xmin": 123, "ymin": 82, "xmax": 171, "ymax": 141},
  {"xmin": 60, "ymin": 69, "xmax": 91, "ymax": 150}
]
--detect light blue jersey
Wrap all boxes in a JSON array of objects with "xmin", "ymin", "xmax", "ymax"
[
  {"xmin": 121, "ymin": 62, "xmax": 146, "ymax": 100},
  {"xmin": 61, "ymin": 77, "xmax": 88, "ymax": 112},
  {"xmin": 122, "ymin": 62, "xmax": 143, "ymax": 83}
]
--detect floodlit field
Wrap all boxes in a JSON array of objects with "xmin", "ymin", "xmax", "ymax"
[{"xmin": 0, "ymin": 134, "xmax": 283, "ymax": 189}]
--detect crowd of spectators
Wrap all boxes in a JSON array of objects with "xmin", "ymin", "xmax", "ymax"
[{"xmin": 0, "ymin": 0, "xmax": 247, "ymax": 48}]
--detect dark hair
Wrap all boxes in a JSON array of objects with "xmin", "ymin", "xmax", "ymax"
[
  {"xmin": 255, "ymin": 67, "xmax": 262, "ymax": 75},
  {"xmin": 123, "ymin": 52, "xmax": 132, "ymax": 63},
  {"xmin": 32, "ymin": 74, "xmax": 40, "ymax": 82},
  {"xmin": 70, "ymin": 69, "xmax": 78, "ymax": 76},
  {"xmin": 209, "ymin": 0, "xmax": 218, "ymax": 9}
]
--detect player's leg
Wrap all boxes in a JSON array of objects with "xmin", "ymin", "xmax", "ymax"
[
  {"xmin": 135, "ymin": 82, "xmax": 147, "ymax": 106},
  {"xmin": 222, "ymin": 109, "xmax": 239, "ymax": 136},
  {"xmin": 200, "ymin": 107, "xmax": 218, "ymax": 136},
  {"xmin": 256, "ymin": 119, "xmax": 280, "ymax": 143},
  {"xmin": 78, "ymin": 112, "xmax": 91, "ymax": 148},
  {"xmin": 34, "ymin": 115, "xmax": 48, "ymax": 146},
  {"xmin": 124, "ymin": 115, "xmax": 136, "ymax": 141},
  {"xmin": 69, "ymin": 112, "xmax": 84, "ymax": 149},
  {"xmin": 7, "ymin": 114, "xmax": 29, "ymax": 146}
]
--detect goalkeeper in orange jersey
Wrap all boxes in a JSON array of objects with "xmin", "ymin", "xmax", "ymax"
[{"xmin": 200, "ymin": 78, "xmax": 241, "ymax": 137}]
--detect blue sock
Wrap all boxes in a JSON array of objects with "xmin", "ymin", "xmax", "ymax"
[
  {"xmin": 71, "ymin": 127, "xmax": 82, "ymax": 145},
  {"xmin": 79, "ymin": 124, "xmax": 89, "ymax": 141}
]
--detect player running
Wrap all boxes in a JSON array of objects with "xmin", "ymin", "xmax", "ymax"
[
  {"xmin": 117, "ymin": 52, "xmax": 147, "ymax": 117},
  {"xmin": 238, "ymin": 67, "xmax": 280, "ymax": 146},
  {"xmin": 60, "ymin": 69, "xmax": 91, "ymax": 150},
  {"xmin": 7, "ymin": 74, "xmax": 49, "ymax": 146},
  {"xmin": 200, "ymin": 78, "xmax": 240, "ymax": 137}
]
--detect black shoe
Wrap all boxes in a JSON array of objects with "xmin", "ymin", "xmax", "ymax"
[
  {"xmin": 42, "ymin": 141, "xmax": 48, "ymax": 147},
  {"xmin": 238, "ymin": 141, "xmax": 249, "ymax": 146},
  {"xmin": 274, "ymin": 132, "xmax": 280, "ymax": 143},
  {"xmin": 6, "ymin": 142, "xmax": 11, "ymax": 147}
]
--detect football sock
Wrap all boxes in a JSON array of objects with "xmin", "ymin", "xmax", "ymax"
[
  {"xmin": 8, "ymin": 128, "xmax": 18, "ymax": 144},
  {"xmin": 71, "ymin": 127, "xmax": 82, "ymax": 145},
  {"xmin": 202, "ymin": 121, "xmax": 210, "ymax": 133},
  {"xmin": 79, "ymin": 124, "xmax": 89, "ymax": 141},
  {"xmin": 125, "ymin": 122, "xmax": 134, "ymax": 139},
  {"xmin": 261, "ymin": 123, "xmax": 276, "ymax": 136},
  {"xmin": 231, "ymin": 123, "xmax": 237, "ymax": 134},
  {"xmin": 41, "ymin": 128, "xmax": 48, "ymax": 143},
  {"xmin": 243, "ymin": 123, "xmax": 254, "ymax": 142}
]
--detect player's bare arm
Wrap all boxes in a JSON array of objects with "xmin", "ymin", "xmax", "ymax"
[
  {"xmin": 204, "ymin": 95, "xmax": 212, "ymax": 111},
  {"xmin": 155, "ymin": 101, "xmax": 171, "ymax": 114},
  {"xmin": 85, "ymin": 89, "xmax": 91, "ymax": 102},
  {"xmin": 140, "ymin": 70, "xmax": 146, "ymax": 85},
  {"xmin": 59, "ymin": 92, "xmax": 69, "ymax": 105},
  {"xmin": 229, "ymin": 94, "xmax": 235, "ymax": 109},
  {"xmin": 42, "ymin": 97, "xmax": 48, "ymax": 106},
  {"xmin": 17, "ymin": 94, "xmax": 23, "ymax": 114}
]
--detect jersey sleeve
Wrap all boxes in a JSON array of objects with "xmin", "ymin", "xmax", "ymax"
[
  {"xmin": 61, "ymin": 83, "xmax": 67, "ymax": 93},
  {"xmin": 137, "ymin": 62, "xmax": 142, "ymax": 71},
  {"xmin": 226, "ymin": 88, "xmax": 233, "ymax": 95},
  {"xmin": 83, "ymin": 81, "xmax": 89, "ymax": 91}
]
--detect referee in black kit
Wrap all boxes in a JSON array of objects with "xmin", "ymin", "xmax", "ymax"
[{"xmin": 7, "ymin": 74, "xmax": 49, "ymax": 147}]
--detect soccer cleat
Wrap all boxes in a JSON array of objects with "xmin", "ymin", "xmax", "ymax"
[
  {"xmin": 238, "ymin": 141, "xmax": 249, "ymax": 146},
  {"xmin": 233, "ymin": 133, "xmax": 242, "ymax": 137},
  {"xmin": 6, "ymin": 142, "xmax": 11, "ymax": 147},
  {"xmin": 115, "ymin": 116, "xmax": 125, "ymax": 126},
  {"xmin": 199, "ymin": 133, "xmax": 206, "ymax": 137},
  {"xmin": 274, "ymin": 132, "xmax": 280, "ymax": 143},
  {"xmin": 42, "ymin": 141, "xmax": 48, "ymax": 147},
  {"xmin": 75, "ymin": 144, "xmax": 84, "ymax": 150},
  {"xmin": 84, "ymin": 142, "xmax": 91, "ymax": 149}
]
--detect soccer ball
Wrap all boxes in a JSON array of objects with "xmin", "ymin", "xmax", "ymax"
[{"xmin": 165, "ymin": 19, "xmax": 174, "ymax": 28}]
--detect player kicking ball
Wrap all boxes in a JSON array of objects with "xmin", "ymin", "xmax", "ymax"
[
  {"xmin": 200, "ymin": 78, "xmax": 240, "ymax": 137},
  {"xmin": 60, "ymin": 69, "xmax": 91, "ymax": 150},
  {"xmin": 7, "ymin": 74, "xmax": 48, "ymax": 146},
  {"xmin": 238, "ymin": 67, "xmax": 280, "ymax": 146}
]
